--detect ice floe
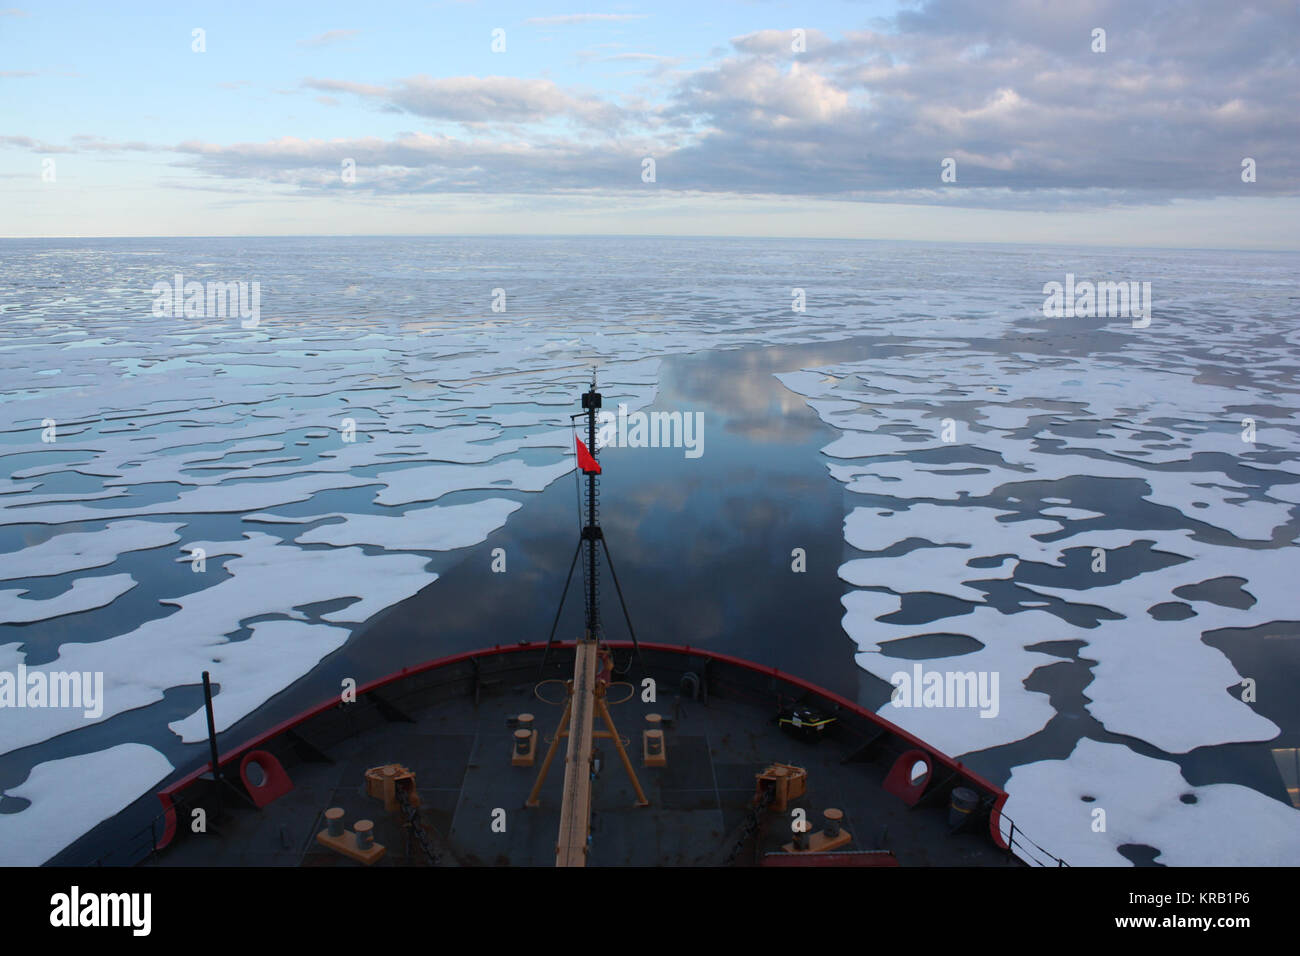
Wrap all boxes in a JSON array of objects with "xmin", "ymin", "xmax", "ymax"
[
  {"xmin": 844, "ymin": 595, "xmax": 1061, "ymax": 754},
  {"xmin": 166, "ymin": 619, "xmax": 352, "ymax": 742},
  {"xmin": 0, "ymin": 743, "xmax": 174, "ymax": 866},
  {"xmin": 1000, "ymin": 738, "xmax": 1300, "ymax": 866},
  {"xmin": 371, "ymin": 459, "xmax": 572, "ymax": 507},
  {"xmin": 0, "ymin": 521, "xmax": 184, "ymax": 580},
  {"xmin": 782, "ymin": 312, "xmax": 1300, "ymax": 862},
  {"xmin": 0, "ymin": 534, "xmax": 437, "ymax": 756},
  {"xmin": 292, "ymin": 498, "xmax": 522, "ymax": 551},
  {"xmin": 2, "ymin": 241, "xmax": 1296, "ymax": 868},
  {"xmin": 0, "ymin": 573, "xmax": 138, "ymax": 624}
]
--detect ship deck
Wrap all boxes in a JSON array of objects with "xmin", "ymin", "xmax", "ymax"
[{"xmin": 147, "ymin": 644, "xmax": 1018, "ymax": 867}]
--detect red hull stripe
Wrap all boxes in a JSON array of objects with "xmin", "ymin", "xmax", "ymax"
[{"xmin": 155, "ymin": 640, "xmax": 1010, "ymax": 852}]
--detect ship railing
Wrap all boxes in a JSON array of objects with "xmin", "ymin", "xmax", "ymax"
[
  {"xmin": 82, "ymin": 806, "xmax": 170, "ymax": 867},
  {"xmin": 1000, "ymin": 815, "xmax": 1069, "ymax": 867},
  {"xmin": 657, "ymin": 648, "xmax": 1074, "ymax": 867}
]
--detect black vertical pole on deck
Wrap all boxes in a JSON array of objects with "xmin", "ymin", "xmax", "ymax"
[
  {"xmin": 202, "ymin": 670, "xmax": 223, "ymax": 818},
  {"xmin": 586, "ymin": 384, "xmax": 598, "ymax": 639}
]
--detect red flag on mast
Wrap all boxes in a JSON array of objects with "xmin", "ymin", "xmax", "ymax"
[{"xmin": 575, "ymin": 436, "xmax": 602, "ymax": 474}]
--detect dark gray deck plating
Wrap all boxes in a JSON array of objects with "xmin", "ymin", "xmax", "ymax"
[{"xmin": 150, "ymin": 647, "xmax": 1015, "ymax": 867}]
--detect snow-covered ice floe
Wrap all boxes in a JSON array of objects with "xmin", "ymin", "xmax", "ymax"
[
  {"xmin": 1000, "ymin": 739, "xmax": 1300, "ymax": 866},
  {"xmin": 0, "ymin": 246, "xmax": 887, "ymax": 862},
  {"xmin": 3, "ymin": 241, "xmax": 1297, "ymax": 867},
  {"xmin": 779, "ymin": 312, "xmax": 1300, "ymax": 865},
  {"xmin": 0, "ymin": 743, "xmax": 174, "ymax": 866},
  {"xmin": 0, "ymin": 294, "xmax": 679, "ymax": 862}
]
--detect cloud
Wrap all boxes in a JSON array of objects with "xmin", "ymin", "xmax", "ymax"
[
  {"xmin": 170, "ymin": 132, "xmax": 651, "ymax": 193},
  {"xmin": 658, "ymin": 0, "xmax": 1300, "ymax": 201},
  {"xmin": 676, "ymin": 59, "xmax": 851, "ymax": 127},
  {"xmin": 303, "ymin": 74, "xmax": 626, "ymax": 127},
  {"xmin": 602, "ymin": 53, "xmax": 677, "ymax": 63},
  {"xmin": 574, "ymin": 49, "xmax": 685, "ymax": 78},
  {"xmin": 298, "ymin": 29, "xmax": 359, "ymax": 48},
  {"xmin": 0, "ymin": 135, "xmax": 157, "ymax": 153},
  {"xmin": 0, "ymin": 135, "xmax": 75, "ymax": 153},
  {"xmin": 732, "ymin": 28, "xmax": 835, "ymax": 57},
  {"xmin": 0, "ymin": 69, "xmax": 79, "ymax": 78},
  {"xmin": 18, "ymin": 0, "xmax": 1295, "ymax": 212},
  {"xmin": 525, "ymin": 14, "xmax": 649, "ymax": 25}
]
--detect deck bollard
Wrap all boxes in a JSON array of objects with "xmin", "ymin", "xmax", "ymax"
[
  {"xmin": 646, "ymin": 714, "xmax": 663, "ymax": 755},
  {"xmin": 793, "ymin": 819, "xmax": 810, "ymax": 851},
  {"xmin": 325, "ymin": 807, "xmax": 345, "ymax": 838},
  {"xmin": 642, "ymin": 713, "xmax": 666, "ymax": 767},
  {"xmin": 354, "ymin": 819, "xmax": 374, "ymax": 850},
  {"xmin": 823, "ymin": 808, "xmax": 843, "ymax": 838},
  {"xmin": 949, "ymin": 787, "xmax": 979, "ymax": 829}
]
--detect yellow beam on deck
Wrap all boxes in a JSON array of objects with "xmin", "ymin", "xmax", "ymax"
[{"xmin": 555, "ymin": 640, "xmax": 599, "ymax": 867}]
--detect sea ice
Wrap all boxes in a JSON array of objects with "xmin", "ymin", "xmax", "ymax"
[
  {"xmin": 0, "ymin": 534, "xmax": 438, "ymax": 756},
  {"xmin": 0, "ymin": 572, "xmax": 138, "ymax": 624},
  {"xmin": 293, "ymin": 498, "xmax": 522, "ymax": 551},
  {"xmin": 372, "ymin": 459, "xmax": 572, "ymax": 507},
  {"xmin": 1000, "ymin": 738, "xmax": 1300, "ymax": 866},
  {"xmin": 166, "ymin": 619, "xmax": 352, "ymax": 741},
  {"xmin": 0, "ymin": 743, "xmax": 173, "ymax": 866},
  {"xmin": 0, "ymin": 521, "xmax": 184, "ymax": 580}
]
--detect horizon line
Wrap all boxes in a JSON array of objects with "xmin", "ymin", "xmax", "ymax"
[{"xmin": 2, "ymin": 233, "xmax": 1297, "ymax": 254}]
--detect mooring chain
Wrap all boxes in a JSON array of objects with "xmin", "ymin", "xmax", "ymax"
[
  {"xmin": 395, "ymin": 786, "xmax": 439, "ymax": 866},
  {"xmin": 721, "ymin": 788, "xmax": 775, "ymax": 866}
]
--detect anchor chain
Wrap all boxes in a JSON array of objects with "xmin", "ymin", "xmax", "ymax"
[
  {"xmin": 395, "ymin": 786, "xmax": 439, "ymax": 866},
  {"xmin": 720, "ymin": 787, "xmax": 775, "ymax": 866}
]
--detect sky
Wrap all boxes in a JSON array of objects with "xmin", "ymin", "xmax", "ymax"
[{"xmin": 1, "ymin": 0, "xmax": 1298, "ymax": 247}]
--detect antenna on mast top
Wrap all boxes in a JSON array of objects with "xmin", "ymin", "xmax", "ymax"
[{"xmin": 541, "ymin": 369, "xmax": 642, "ymax": 672}]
